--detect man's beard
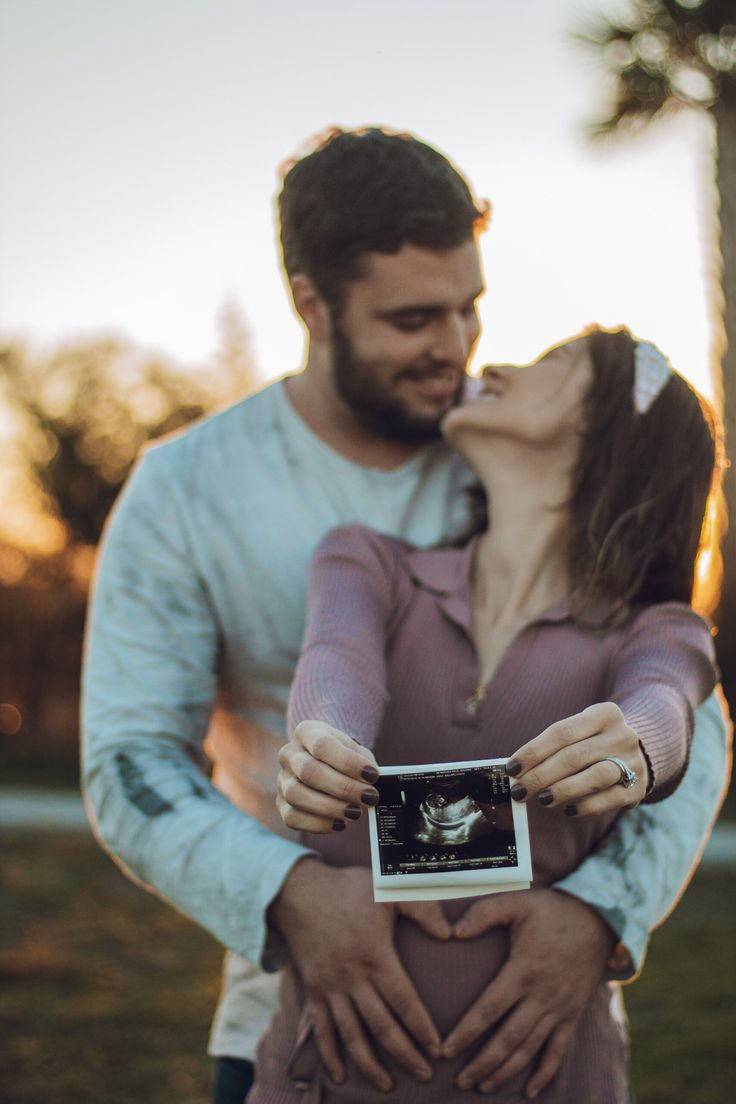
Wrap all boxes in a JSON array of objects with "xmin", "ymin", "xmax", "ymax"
[{"xmin": 331, "ymin": 318, "xmax": 464, "ymax": 444}]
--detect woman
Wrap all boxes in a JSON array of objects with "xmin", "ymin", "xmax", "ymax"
[{"xmin": 253, "ymin": 326, "xmax": 720, "ymax": 1103}]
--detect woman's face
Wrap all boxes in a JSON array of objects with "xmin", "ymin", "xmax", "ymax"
[{"xmin": 442, "ymin": 335, "xmax": 593, "ymax": 458}]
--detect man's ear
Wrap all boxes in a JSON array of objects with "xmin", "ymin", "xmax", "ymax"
[{"xmin": 290, "ymin": 274, "xmax": 331, "ymax": 344}]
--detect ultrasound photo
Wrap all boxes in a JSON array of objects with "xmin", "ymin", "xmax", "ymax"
[{"xmin": 368, "ymin": 759, "xmax": 532, "ymax": 901}]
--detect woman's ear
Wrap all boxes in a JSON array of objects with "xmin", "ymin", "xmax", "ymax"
[{"xmin": 290, "ymin": 274, "xmax": 332, "ymax": 344}]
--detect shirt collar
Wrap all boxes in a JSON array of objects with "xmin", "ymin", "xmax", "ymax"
[
  {"xmin": 405, "ymin": 536, "xmax": 613, "ymax": 629},
  {"xmin": 405, "ymin": 536, "xmax": 479, "ymax": 597}
]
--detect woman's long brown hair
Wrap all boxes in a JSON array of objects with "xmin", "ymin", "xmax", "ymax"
[
  {"xmin": 568, "ymin": 326, "xmax": 721, "ymax": 622},
  {"xmin": 460, "ymin": 326, "xmax": 723, "ymax": 624}
]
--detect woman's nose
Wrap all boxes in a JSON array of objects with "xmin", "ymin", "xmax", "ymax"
[{"xmin": 481, "ymin": 364, "xmax": 514, "ymax": 385}]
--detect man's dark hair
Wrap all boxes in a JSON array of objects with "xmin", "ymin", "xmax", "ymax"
[{"xmin": 278, "ymin": 126, "xmax": 489, "ymax": 309}]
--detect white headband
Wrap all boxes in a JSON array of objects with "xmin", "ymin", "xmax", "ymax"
[{"xmin": 633, "ymin": 340, "xmax": 671, "ymax": 415}]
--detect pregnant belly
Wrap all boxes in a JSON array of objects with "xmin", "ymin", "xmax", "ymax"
[
  {"xmin": 306, "ymin": 825, "xmax": 515, "ymax": 1041},
  {"xmin": 393, "ymin": 911, "xmax": 509, "ymax": 1040}
]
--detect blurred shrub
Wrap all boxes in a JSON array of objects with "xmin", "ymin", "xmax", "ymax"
[{"xmin": 0, "ymin": 313, "xmax": 257, "ymax": 767}]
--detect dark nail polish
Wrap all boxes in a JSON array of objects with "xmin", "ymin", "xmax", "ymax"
[
  {"xmin": 506, "ymin": 758, "xmax": 522, "ymax": 777},
  {"xmin": 538, "ymin": 789, "xmax": 554, "ymax": 806},
  {"xmin": 564, "ymin": 803, "xmax": 578, "ymax": 817},
  {"xmin": 510, "ymin": 783, "xmax": 527, "ymax": 801},
  {"xmin": 361, "ymin": 765, "xmax": 380, "ymax": 784},
  {"xmin": 332, "ymin": 819, "xmax": 346, "ymax": 831},
  {"xmin": 344, "ymin": 804, "xmax": 362, "ymax": 820},
  {"xmin": 361, "ymin": 789, "xmax": 379, "ymax": 806}
]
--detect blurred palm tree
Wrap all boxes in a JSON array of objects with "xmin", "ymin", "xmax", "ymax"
[{"xmin": 577, "ymin": 0, "xmax": 736, "ymax": 694}]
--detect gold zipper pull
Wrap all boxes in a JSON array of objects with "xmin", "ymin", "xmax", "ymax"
[{"xmin": 465, "ymin": 685, "xmax": 487, "ymax": 715}]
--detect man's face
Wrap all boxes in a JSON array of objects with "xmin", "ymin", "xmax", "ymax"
[{"xmin": 329, "ymin": 240, "xmax": 484, "ymax": 443}]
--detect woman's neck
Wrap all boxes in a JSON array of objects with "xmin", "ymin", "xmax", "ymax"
[{"xmin": 472, "ymin": 461, "xmax": 571, "ymax": 629}]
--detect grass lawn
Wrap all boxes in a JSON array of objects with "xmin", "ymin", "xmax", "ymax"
[
  {"xmin": 625, "ymin": 866, "xmax": 735, "ymax": 1104},
  {"xmin": 0, "ymin": 833, "xmax": 222, "ymax": 1104},
  {"xmin": 0, "ymin": 833, "xmax": 734, "ymax": 1104}
]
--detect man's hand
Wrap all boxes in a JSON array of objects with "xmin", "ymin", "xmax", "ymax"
[
  {"xmin": 443, "ymin": 888, "xmax": 617, "ymax": 1098},
  {"xmin": 269, "ymin": 858, "xmax": 450, "ymax": 1091}
]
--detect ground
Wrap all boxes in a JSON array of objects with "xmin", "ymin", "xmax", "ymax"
[{"xmin": 1, "ymin": 832, "xmax": 734, "ymax": 1103}]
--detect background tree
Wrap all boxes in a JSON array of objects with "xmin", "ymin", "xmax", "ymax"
[
  {"xmin": 577, "ymin": 0, "xmax": 736, "ymax": 699},
  {"xmin": 1, "ymin": 339, "xmax": 208, "ymax": 549},
  {"xmin": 215, "ymin": 298, "xmax": 259, "ymax": 399},
  {"xmin": 0, "ymin": 319, "xmax": 257, "ymax": 758},
  {"xmin": 1, "ymin": 318, "xmax": 257, "ymax": 553}
]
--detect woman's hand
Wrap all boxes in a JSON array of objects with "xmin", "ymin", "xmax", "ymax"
[
  {"xmin": 276, "ymin": 720, "xmax": 381, "ymax": 832},
  {"xmin": 507, "ymin": 702, "xmax": 649, "ymax": 816}
]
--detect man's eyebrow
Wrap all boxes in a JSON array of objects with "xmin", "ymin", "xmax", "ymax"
[
  {"xmin": 374, "ymin": 304, "xmax": 443, "ymax": 319},
  {"xmin": 374, "ymin": 288, "xmax": 485, "ymax": 319}
]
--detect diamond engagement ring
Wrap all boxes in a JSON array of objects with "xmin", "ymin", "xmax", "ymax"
[{"xmin": 602, "ymin": 756, "xmax": 638, "ymax": 789}]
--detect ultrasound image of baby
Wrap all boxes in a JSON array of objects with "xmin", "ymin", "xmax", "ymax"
[{"xmin": 410, "ymin": 776, "xmax": 502, "ymax": 847}]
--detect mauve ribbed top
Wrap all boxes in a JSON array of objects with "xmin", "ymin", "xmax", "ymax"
[{"xmin": 252, "ymin": 525, "xmax": 716, "ymax": 1104}]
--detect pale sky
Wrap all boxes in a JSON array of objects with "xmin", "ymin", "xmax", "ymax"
[{"xmin": 0, "ymin": 0, "xmax": 718, "ymax": 396}]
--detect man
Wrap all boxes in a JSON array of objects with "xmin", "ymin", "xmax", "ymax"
[{"xmin": 82, "ymin": 127, "xmax": 730, "ymax": 1103}]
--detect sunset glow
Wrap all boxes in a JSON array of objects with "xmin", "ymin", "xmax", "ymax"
[{"xmin": 0, "ymin": 0, "xmax": 718, "ymax": 401}]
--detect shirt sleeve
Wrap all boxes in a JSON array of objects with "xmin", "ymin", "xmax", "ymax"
[
  {"xmin": 81, "ymin": 447, "xmax": 313, "ymax": 970},
  {"xmin": 287, "ymin": 525, "xmax": 404, "ymax": 745},
  {"xmin": 609, "ymin": 602, "xmax": 717, "ymax": 801},
  {"xmin": 556, "ymin": 691, "xmax": 731, "ymax": 979}
]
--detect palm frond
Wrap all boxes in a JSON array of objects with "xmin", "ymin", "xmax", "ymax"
[
  {"xmin": 572, "ymin": 14, "xmax": 640, "ymax": 52},
  {"xmin": 589, "ymin": 96, "xmax": 681, "ymax": 141},
  {"xmin": 571, "ymin": 0, "xmax": 732, "ymax": 133}
]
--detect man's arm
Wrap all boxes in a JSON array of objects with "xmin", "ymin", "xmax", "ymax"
[
  {"xmin": 81, "ymin": 446, "xmax": 314, "ymax": 966},
  {"xmin": 557, "ymin": 690, "xmax": 732, "ymax": 975}
]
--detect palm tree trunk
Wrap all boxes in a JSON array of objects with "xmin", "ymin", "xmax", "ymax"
[{"xmin": 713, "ymin": 86, "xmax": 736, "ymax": 709}]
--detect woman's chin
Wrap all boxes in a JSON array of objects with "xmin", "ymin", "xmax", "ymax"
[
  {"xmin": 441, "ymin": 401, "xmax": 493, "ymax": 444},
  {"xmin": 439, "ymin": 406, "xmax": 464, "ymax": 447}
]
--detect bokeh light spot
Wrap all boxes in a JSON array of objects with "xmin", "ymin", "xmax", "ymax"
[{"xmin": 0, "ymin": 703, "xmax": 23, "ymax": 736}]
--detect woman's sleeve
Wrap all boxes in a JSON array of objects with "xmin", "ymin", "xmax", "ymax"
[
  {"xmin": 610, "ymin": 602, "xmax": 717, "ymax": 801},
  {"xmin": 287, "ymin": 525, "xmax": 406, "ymax": 749}
]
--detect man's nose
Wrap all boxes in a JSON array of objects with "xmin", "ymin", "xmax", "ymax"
[{"xmin": 430, "ymin": 314, "xmax": 478, "ymax": 365}]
